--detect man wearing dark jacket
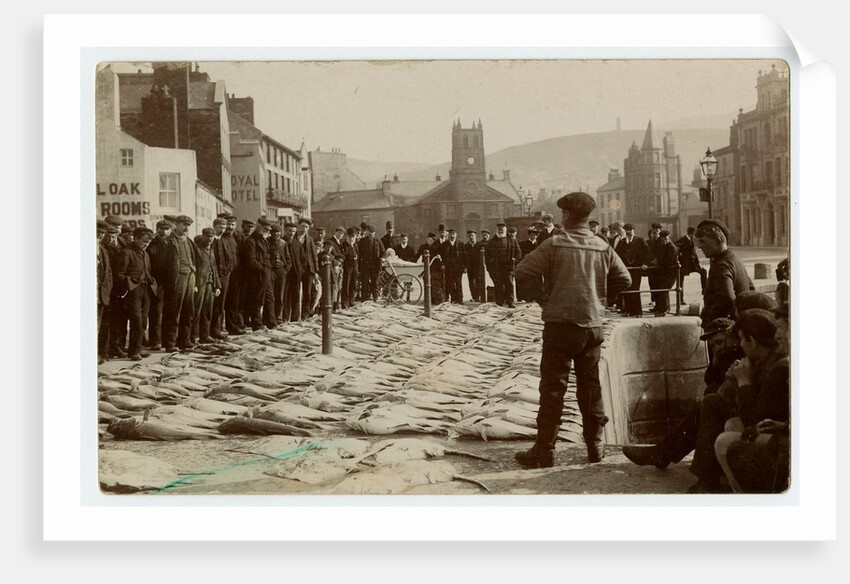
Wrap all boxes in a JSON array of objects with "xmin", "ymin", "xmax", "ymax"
[
  {"xmin": 485, "ymin": 221, "xmax": 522, "ymax": 308},
  {"xmin": 341, "ymin": 227, "xmax": 359, "ymax": 309},
  {"xmin": 650, "ymin": 230, "xmax": 680, "ymax": 316},
  {"xmin": 288, "ymin": 217, "xmax": 319, "ymax": 320},
  {"xmin": 514, "ymin": 192, "xmax": 631, "ymax": 467},
  {"xmin": 380, "ymin": 220, "xmax": 398, "ymax": 254},
  {"xmin": 145, "ymin": 219, "xmax": 172, "ymax": 349},
  {"xmin": 96, "ymin": 220, "xmax": 113, "ymax": 364},
  {"xmin": 695, "ymin": 218, "xmax": 754, "ymax": 327},
  {"xmin": 442, "ymin": 228, "xmax": 467, "ymax": 304},
  {"xmin": 392, "ymin": 233, "xmax": 416, "ymax": 262},
  {"xmin": 161, "ymin": 215, "xmax": 197, "ymax": 351},
  {"xmin": 115, "ymin": 227, "xmax": 158, "ymax": 360},
  {"xmin": 357, "ymin": 225, "xmax": 385, "ymax": 301},
  {"xmin": 614, "ymin": 223, "xmax": 650, "ymax": 317},
  {"xmin": 464, "ymin": 231, "xmax": 483, "ymax": 302},
  {"xmin": 192, "ymin": 228, "xmax": 222, "ymax": 343},
  {"xmin": 676, "ymin": 226, "xmax": 708, "ymax": 301},
  {"xmin": 263, "ymin": 224, "xmax": 286, "ymax": 328},
  {"xmin": 210, "ymin": 216, "xmax": 236, "ymax": 339},
  {"xmin": 242, "ymin": 217, "xmax": 272, "ymax": 330}
]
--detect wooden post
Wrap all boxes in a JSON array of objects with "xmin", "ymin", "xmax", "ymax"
[
  {"xmin": 321, "ymin": 255, "xmax": 333, "ymax": 354},
  {"xmin": 674, "ymin": 260, "xmax": 681, "ymax": 316},
  {"xmin": 422, "ymin": 250, "xmax": 432, "ymax": 318},
  {"xmin": 480, "ymin": 246, "xmax": 486, "ymax": 303}
]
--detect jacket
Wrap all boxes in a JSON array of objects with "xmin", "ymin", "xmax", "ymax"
[
  {"xmin": 357, "ymin": 236, "xmax": 385, "ymax": 267},
  {"xmin": 393, "ymin": 243, "xmax": 417, "ymax": 263},
  {"xmin": 290, "ymin": 233, "xmax": 318, "ymax": 276},
  {"xmin": 243, "ymin": 231, "xmax": 271, "ymax": 276},
  {"xmin": 214, "ymin": 233, "xmax": 239, "ymax": 277},
  {"xmin": 701, "ymin": 249, "xmax": 755, "ymax": 325},
  {"xmin": 97, "ymin": 243, "xmax": 113, "ymax": 306},
  {"xmin": 194, "ymin": 244, "xmax": 221, "ymax": 289},
  {"xmin": 515, "ymin": 227, "xmax": 631, "ymax": 326},
  {"xmin": 441, "ymin": 240, "xmax": 467, "ymax": 273},
  {"xmin": 737, "ymin": 346, "xmax": 790, "ymax": 428},
  {"xmin": 485, "ymin": 235, "xmax": 522, "ymax": 273},
  {"xmin": 116, "ymin": 245, "xmax": 158, "ymax": 296},
  {"xmin": 614, "ymin": 236, "xmax": 650, "ymax": 268}
]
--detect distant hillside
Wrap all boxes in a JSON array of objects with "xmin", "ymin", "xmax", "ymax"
[{"xmin": 348, "ymin": 127, "xmax": 731, "ymax": 197}]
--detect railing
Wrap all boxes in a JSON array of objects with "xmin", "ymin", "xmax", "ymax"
[
  {"xmin": 616, "ymin": 263, "xmax": 683, "ymax": 316},
  {"xmin": 266, "ymin": 188, "xmax": 308, "ymax": 208}
]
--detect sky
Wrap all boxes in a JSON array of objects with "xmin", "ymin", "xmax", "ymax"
[{"xmin": 180, "ymin": 59, "xmax": 785, "ymax": 164}]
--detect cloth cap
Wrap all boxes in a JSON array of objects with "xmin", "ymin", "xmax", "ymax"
[
  {"xmin": 256, "ymin": 217, "xmax": 272, "ymax": 228},
  {"xmin": 623, "ymin": 223, "xmax": 635, "ymax": 230},
  {"xmin": 467, "ymin": 230, "xmax": 476, "ymax": 235},
  {"xmin": 426, "ymin": 232, "xmax": 436, "ymax": 238},
  {"xmin": 163, "ymin": 215, "xmax": 179, "ymax": 223},
  {"xmin": 448, "ymin": 228, "xmax": 456, "ymax": 233},
  {"xmin": 542, "ymin": 214, "xmax": 553, "ymax": 222},
  {"xmin": 335, "ymin": 225, "xmax": 345, "ymax": 233},
  {"xmin": 201, "ymin": 227, "xmax": 215, "ymax": 237},
  {"xmin": 156, "ymin": 220, "xmax": 173, "ymax": 229},
  {"xmin": 104, "ymin": 215, "xmax": 124, "ymax": 227},
  {"xmin": 438, "ymin": 224, "xmax": 446, "ymax": 231},
  {"xmin": 696, "ymin": 218, "xmax": 730, "ymax": 241},
  {"xmin": 533, "ymin": 221, "xmax": 545, "ymax": 229},
  {"xmin": 299, "ymin": 217, "xmax": 314, "ymax": 226},
  {"xmin": 133, "ymin": 227, "xmax": 154, "ymax": 239},
  {"xmin": 120, "ymin": 224, "xmax": 134, "ymax": 234},
  {"xmin": 589, "ymin": 219, "xmax": 600, "ymax": 226},
  {"xmin": 481, "ymin": 229, "xmax": 491, "ymax": 234},
  {"xmin": 216, "ymin": 212, "xmax": 230, "ymax": 219},
  {"xmin": 700, "ymin": 317, "xmax": 735, "ymax": 340},
  {"xmin": 556, "ymin": 191, "xmax": 596, "ymax": 215},
  {"xmin": 175, "ymin": 215, "xmax": 193, "ymax": 225},
  {"xmin": 346, "ymin": 227, "xmax": 357, "ymax": 236},
  {"xmin": 106, "ymin": 225, "xmax": 120, "ymax": 234},
  {"xmin": 96, "ymin": 220, "xmax": 108, "ymax": 231},
  {"xmin": 386, "ymin": 221, "xmax": 393, "ymax": 228},
  {"xmin": 212, "ymin": 217, "xmax": 227, "ymax": 226},
  {"xmin": 651, "ymin": 222, "xmax": 663, "ymax": 230},
  {"xmin": 270, "ymin": 224, "xmax": 281, "ymax": 233},
  {"xmin": 496, "ymin": 220, "xmax": 506, "ymax": 227},
  {"xmin": 367, "ymin": 224, "xmax": 376, "ymax": 233},
  {"xmin": 659, "ymin": 230, "xmax": 670, "ymax": 238},
  {"xmin": 241, "ymin": 219, "xmax": 254, "ymax": 226}
]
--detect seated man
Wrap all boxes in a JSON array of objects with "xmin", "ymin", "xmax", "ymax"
[{"xmin": 714, "ymin": 304, "xmax": 790, "ymax": 493}]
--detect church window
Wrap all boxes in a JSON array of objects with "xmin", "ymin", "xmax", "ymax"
[
  {"xmin": 474, "ymin": 136, "xmax": 480, "ymax": 148},
  {"xmin": 463, "ymin": 136, "xmax": 469, "ymax": 148},
  {"xmin": 446, "ymin": 204, "xmax": 457, "ymax": 219}
]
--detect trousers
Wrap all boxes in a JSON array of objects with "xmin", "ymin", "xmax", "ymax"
[
  {"xmin": 162, "ymin": 272, "xmax": 196, "ymax": 348},
  {"xmin": 535, "ymin": 323, "xmax": 608, "ymax": 450}
]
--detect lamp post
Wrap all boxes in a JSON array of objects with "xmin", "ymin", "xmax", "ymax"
[
  {"xmin": 524, "ymin": 192, "xmax": 534, "ymax": 217},
  {"xmin": 699, "ymin": 147, "xmax": 718, "ymax": 219}
]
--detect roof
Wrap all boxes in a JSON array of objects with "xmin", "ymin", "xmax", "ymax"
[
  {"xmin": 188, "ymin": 80, "xmax": 218, "ymax": 109},
  {"xmin": 597, "ymin": 176, "xmax": 626, "ymax": 192},
  {"xmin": 385, "ymin": 180, "xmax": 447, "ymax": 203},
  {"xmin": 641, "ymin": 119, "xmax": 663, "ymax": 151},
  {"xmin": 230, "ymin": 112, "xmax": 300, "ymax": 159},
  {"xmin": 486, "ymin": 179, "xmax": 519, "ymax": 201},
  {"xmin": 312, "ymin": 190, "xmax": 391, "ymax": 213}
]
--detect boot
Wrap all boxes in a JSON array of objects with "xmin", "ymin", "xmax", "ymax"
[
  {"xmin": 586, "ymin": 440, "xmax": 605, "ymax": 463},
  {"xmin": 515, "ymin": 445, "xmax": 554, "ymax": 469},
  {"xmin": 622, "ymin": 445, "xmax": 670, "ymax": 469}
]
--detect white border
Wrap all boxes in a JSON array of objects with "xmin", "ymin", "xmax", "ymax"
[{"xmin": 44, "ymin": 13, "xmax": 835, "ymax": 541}]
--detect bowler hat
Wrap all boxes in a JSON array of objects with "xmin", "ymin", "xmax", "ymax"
[
  {"xmin": 696, "ymin": 218, "xmax": 730, "ymax": 241},
  {"xmin": 700, "ymin": 317, "xmax": 735, "ymax": 340},
  {"xmin": 556, "ymin": 191, "xmax": 596, "ymax": 215}
]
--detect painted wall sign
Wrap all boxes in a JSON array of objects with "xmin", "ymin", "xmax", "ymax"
[
  {"xmin": 97, "ymin": 182, "xmax": 142, "ymax": 195},
  {"xmin": 231, "ymin": 174, "xmax": 259, "ymax": 201}
]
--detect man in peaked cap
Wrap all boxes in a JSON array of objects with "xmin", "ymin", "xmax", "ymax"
[
  {"xmin": 101, "ymin": 218, "xmax": 129, "ymax": 358},
  {"xmin": 192, "ymin": 227, "xmax": 221, "ymax": 343},
  {"xmin": 145, "ymin": 219, "xmax": 174, "ymax": 350},
  {"xmin": 114, "ymin": 227, "xmax": 157, "ymax": 360},
  {"xmin": 241, "ymin": 217, "xmax": 272, "ymax": 330},
  {"xmin": 161, "ymin": 214, "xmax": 197, "ymax": 351},
  {"xmin": 694, "ymin": 217, "xmax": 753, "ymax": 327},
  {"xmin": 464, "ymin": 230, "xmax": 482, "ymax": 302},
  {"xmin": 515, "ymin": 192, "xmax": 631, "ymax": 467},
  {"xmin": 96, "ymin": 220, "xmax": 113, "ymax": 364}
]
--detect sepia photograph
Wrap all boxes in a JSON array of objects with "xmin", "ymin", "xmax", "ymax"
[{"xmin": 93, "ymin": 57, "xmax": 794, "ymax": 497}]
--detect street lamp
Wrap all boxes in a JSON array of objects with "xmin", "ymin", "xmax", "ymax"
[
  {"xmin": 699, "ymin": 146, "xmax": 718, "ymax": 219},
  {"xmin": 524, "ymin": 192, "xmax": 534, "ymax": 217}
]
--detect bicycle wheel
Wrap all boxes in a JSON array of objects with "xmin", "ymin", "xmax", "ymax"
[
  {"xmin": 389, "ymin": 274, "xmax": 424, "ymax": 304},
  {"xmin": 375, "ymin": 270, "xmax": 393, "ymax": 301}
]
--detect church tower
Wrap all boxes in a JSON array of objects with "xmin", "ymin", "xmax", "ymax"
[{"xmin": 450, "ymin": 119, "xmax": 487, "ymax": 200}]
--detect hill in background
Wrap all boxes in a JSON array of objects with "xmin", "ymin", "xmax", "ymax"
[{"xmin": 347, "ymin": 126, "xmax": 732, "ymax": 198}]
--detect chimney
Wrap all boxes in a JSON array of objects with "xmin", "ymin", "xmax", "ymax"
[
  {"xmin": 503, "ymin": 169, "xmax": 511, "ymax": 182},
  {"xmin": 436, "ymin": 172, "xmax": 442, "ymax": 181},
  {"xmin": 393, "ymin": 173, "xmax": 399, "ymax": 183},
  {"xmin": 488, "ymin": 171, "xmax": 495, "ymax": 181}
]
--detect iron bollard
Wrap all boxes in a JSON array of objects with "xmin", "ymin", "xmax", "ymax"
[
  {"xmin": 321, "ymin": 255, "xmax": 333, "ymax": 355},
  {"xmin": 423, "ymin": 250, "xmax": 432, "ymax": 318},
  {"xmin": 675, "ymin": 260, "xmax": 681, "ymax": 316}
]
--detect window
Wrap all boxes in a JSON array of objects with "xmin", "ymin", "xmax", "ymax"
[
  {"xmin": 765, "ymin": 161, "xmax": 773, "ymax": 186},
  {"xmin": 274, "ymin": 148, "xmax": 278, "ymax": 167},
  {"xmin": 266, "ymin": 144, "xmax": 271, "ymax": 164},
  {"xmin": 775, "ymin": 157, "xmax": 782, "ymax": 186},
  {"xmin": 463, "ymin": 136, "xmax": 469, "ymax": 148},
  {"xmin": 655, "ymin": 195, "xmax": 662, "ymax": 213},
  {"xmin": 267, "ymin": 170, "xmax": 273, "ymax": 193},
  {"xmin": 446, "ymin": 204, "xmax": 457, "ymax": 219},
  {"xmin": 655, "ymin": 173, "xmax": 661, "ymax": 187},
  {"xmin": 120, "ymin": 148, "xmax": 134, "ymax": 167},
  {"xmin": 158, "ymin": 173, "xmax": 180, "ymax": 208}
]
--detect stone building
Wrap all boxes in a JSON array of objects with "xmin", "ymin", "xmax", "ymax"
[
  {"xmin": 731, "ymin": 63, "xmax": 790, "ymax": 247},
  {"xmin": 309, "ymin": 148, "xmax": 368, "ymax": 204},
  {"xmin": 96, "ymin": 64, "xmax": 232, "ymax": 237},
  {"xmin": 595, "ymin": 169, "xmax": 626, "ymax": 228},
  {"xmin": 312, "ymin": 121, "xmax": 521, "ymax": 244},
  {"xmin": 623, "ymin": 120, "xmax": 683, "ymax": 237}
]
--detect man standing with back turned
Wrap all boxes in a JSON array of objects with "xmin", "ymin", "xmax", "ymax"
[{"xmin": 514, "ymin": 192, "xmax": 631, "ymax": 467}]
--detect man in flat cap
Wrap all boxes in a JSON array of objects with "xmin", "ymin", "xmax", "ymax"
[
  {"xmin": 219, "ymin": 215, "xmax": 245, "ymax": 335},
  {"xmin": 485, "ymin": 220, "xmax": 522, "ymax": 308},
  {"xmin": 100, "ymin": 218, "xmax": 129, "ymax": 358},
  {"xmin": 96, "ymin": 221, "xmax": 112, "ymax": 364},
  {"xmin": 144, "ymin": 219, "xmax": 173, "ymax": 350},
  {"xmin": 380, "ymin": 220, "xmax": 397, "ymax": 254},
  {"xmin": 242, "ymin": 217, "xmax": 272, "ymax": 330},
  {"xmin": 517, "ymin": 227, "xmax": 541, "ymax": 302},
  {"xmin": 209, "ymin": 217, "xmax": 231, "ymax": 339},
  {"xmin": 263, "ymin": 223, "xmax": 287, "ymax": 327},
  {"xmin": 113, "ymin": 227, "xmax": 158, "ymax": 360},
  {"xmin": 649, "ymin": 229, "xmax": 680, "ymax": 316},
  {"xmin": 614, "ymin": 223, "xmax": 650, "ymax": 316},
  {"xmin": 191, "ymin": 227, "xmax": 221, "ymax": 343},
  {"xmin": 287, "ymin": 217, "xmax": 319, "ymax": 321},
  {"xmin": 515, "ymin": 192, "xmax": 631, "ymax": 467},
  {"xmin": 464, "ymin": 230, "xmax": 482, "ymax": 302},
  {"xmin": 537, "ymin": 213, "xmax": 556, "ymax": 243},
  {"xmin": 675, "ymin": 226, "xmax": 707, "ymax": 303},
  {"xmin": 341, "ymin": 227, "xmax": 360, "ymax": 309},
  {"xmin": 695, "ymin": 218, "xmax": 753, "ymax": 327},
  {"xmin": 161, "ymin": 215, "xmax": 197, "ymax": 351}
]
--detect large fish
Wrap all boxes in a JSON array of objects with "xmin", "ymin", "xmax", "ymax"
[
  {"xmin": 204, "ymin": 383, "xmax": 278, "ymax": 402},
  {"xmin": 102, "ymin": 394, "xmax": 159, "ymax": 412},
  {"xmin": 217, "ymin": 415, "xmax": 315, "ymax": 437},
  {"xmin": 186, "ymin": 397, "xmax": 252, "ymax": 416},
  {"xmin": 106, "ymin": 418, "xmax": 218, "ymax": 441},
  {"xmin": 328, "ymin": 459, "xmax": 489, "ymax": 495},
  {"xmin": 451, "ymin": 415, "xmax": 537, "ymax": 441},
  {"xmin": 99, "ymin": 449, "xmax": 180, "ymax": 493}
]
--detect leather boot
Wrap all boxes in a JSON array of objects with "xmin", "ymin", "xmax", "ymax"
[
  {"xmin": 515, "ymin": 446, "xmax": 555, "ymax": 469},
  {"xmin": 622, "ymin": 445, "xmax": 670, "ymax": 469}
]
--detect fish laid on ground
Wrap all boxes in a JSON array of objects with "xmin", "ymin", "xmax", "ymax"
[
  {"xmin": 254, "ymin": 408, "xmax": 332, "ymax": 431},
  {"xmin": 217, "ymin": 415, "xmax": 315, "ymax": 437},
  {"xmin": 102, "ymin": 394, "xmax": 160, "ymax": 412},
  {"xmin": 344, "ymin": 405, "xmax": 445, "ymax": 436},
  {"xmin": 260, "ymin": 401, "xmax": 347, "ymax": 422},
  {"xmin": 194, "ymin": 363, "xmax": 250, "ymax": 379},
  {"xmin": 450, "ymin": 415, "xmax": 537, "ymax": 441},
  {"xmin": 297, "ymin": 391, "xmax": 359, "ymax": 413},
  {"xmin": 186, "ymin": 397, "xmax": 252, "ymax": 416},
  {"xmin": 98, "ymin": 400, "xmax": 135, "ymax": 418},
  {"xmin": 204, "ymin": 383, "xmax": 278, "ymax": 402},
  {"xmin": 328, "ymin": 459, "xmax": 489, "ymax": 495},
  {"xmin": 106, "ymin": 418, "xmax": 218, "ymax": 441},
  {"xmin": 99, "ymin": 449, "xmax": 180, "ymax": 493},
  {"xmin": 263, "ymin": 438, "xmax": 372, "ymax": 484}
]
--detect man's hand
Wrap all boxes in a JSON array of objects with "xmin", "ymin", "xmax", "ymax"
[
  {"xmin": 194, "ymin": 286, "xmax": 199, "ymax": 293},
  {"xmin": 214, "ymin": 288, "xmax": 221, "ymax": 297},
  {"xmin": 729, "ymin": 357, "xmax": 753, "ymax": 386},
  {"xmin": 756, "ymin": 419, "xmax": 789, "ymax": 435}
]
